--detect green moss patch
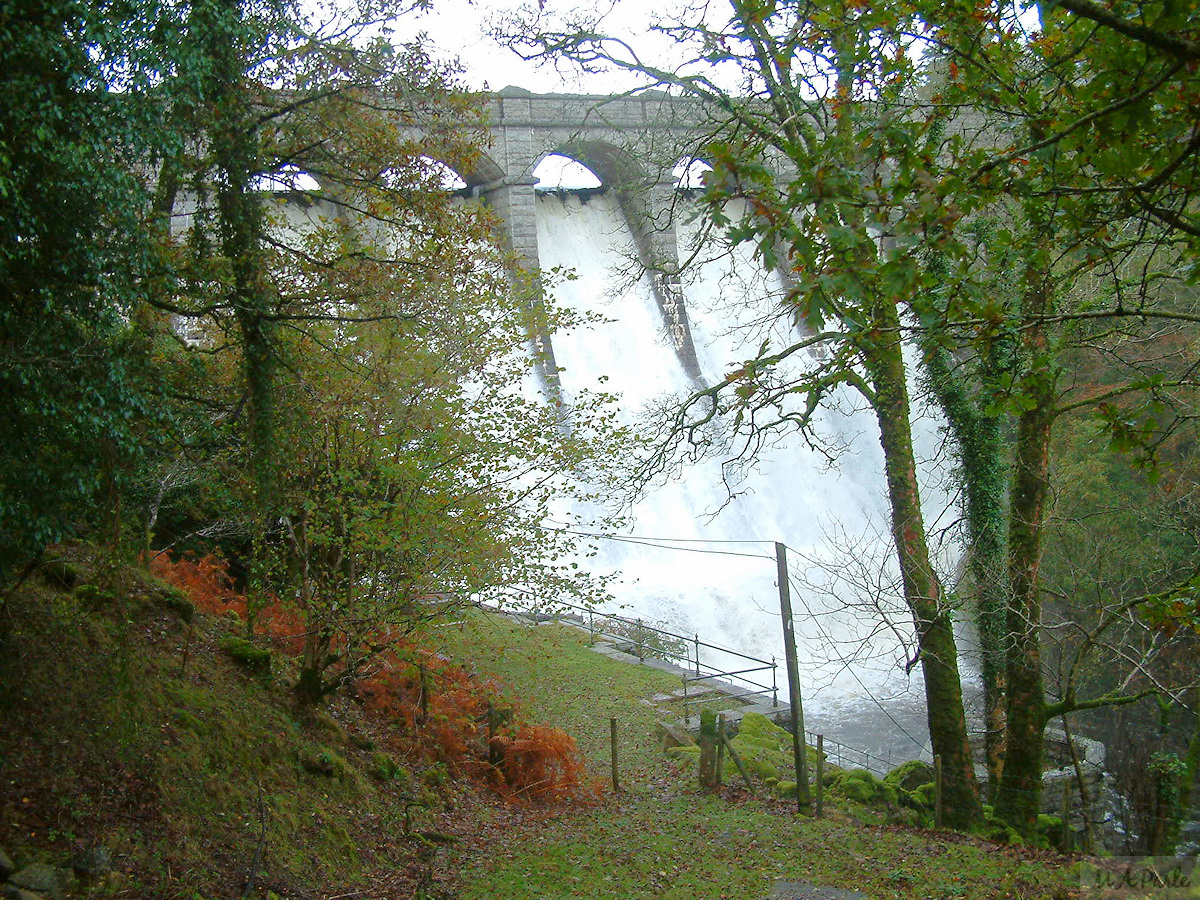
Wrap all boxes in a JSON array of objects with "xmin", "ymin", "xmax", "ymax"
[{"xmin": 219, "ymin": 636, "xmax": 272, "ymax": 675}]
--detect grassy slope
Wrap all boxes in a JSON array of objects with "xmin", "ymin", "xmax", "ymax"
[
  {"xmin": 0, "ymin": 555, "xmax": 468, "ymax": 899},
  {"xmin": 426, "ymin": 611, "xmax": 1076, "ymax": 900},
  {"xmin": 0, "ymin": 556, "xmax": 1076, "ymax": 899}
]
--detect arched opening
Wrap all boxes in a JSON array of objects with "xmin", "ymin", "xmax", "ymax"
[
  {"xmin": 534, "ymin": 153, "xmax": 602, "ymax": 191},
  {"xmin": 252, "ymin": 164, "xmax": 320, "ymax": 193},
  {"xmin": 420, "ymin": 156, "xmax": 468, "ymax": 192},
  {"xmin": 379, "ymin": 156, "xmax": 469, "ymax": 193},
  {"xmin": 673, "ymin": 157, "xmax": 712, "ymax": 190}
]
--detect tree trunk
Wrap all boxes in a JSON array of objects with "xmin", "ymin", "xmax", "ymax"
[
  {"xmin": 865, "ymin": 305, "xmax": 981, "ymax": 829},
  {"xmin": 923, "ymin": 344, "xmax": 1011, "ymax": 798},
  {"xmin": 994, "ymin": 246, "xmax": 1056, "ymax": 833},
  {"xmin": 196, "ymin": 0, "xmax": 277, "ymax": 506},
  {"xmin": 297, "ymin": 627, "xmax": 332, "ymax": 705}
]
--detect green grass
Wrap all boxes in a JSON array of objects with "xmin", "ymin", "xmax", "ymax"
[
  {"xmin": 0, "ymin": 561, "xmax": 442, "ymax": 898},
  {"xmin": 426, "ymin": 608, "xmax": 1076, "ymax": 900},
  {"xmin": 0, "ymin": 568, "xmax": 1078, "ymax": 900}
]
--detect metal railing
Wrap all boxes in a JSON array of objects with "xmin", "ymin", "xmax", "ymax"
[
  {"xmin": 806, "ymin": 731, "xmax": 896, "ymax": 776},
  {"xmin": 515, "ymin": 599, "xmax": 779, "ymax": 722},
  {"xmin": 486, "ymin": 598, "xmax": 897, "ymax": 778}
]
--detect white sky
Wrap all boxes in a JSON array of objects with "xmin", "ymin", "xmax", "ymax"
[
  {"xmin": 391, "ymin": 1, "xmax": 672, "ymax": 186},
  {"xmin": 393, "ymin": 0, "xmax": 668, "ymax": 94}
]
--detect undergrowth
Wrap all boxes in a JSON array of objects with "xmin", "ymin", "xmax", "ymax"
[
  {"xmin": 0, "ymin": 549, "xmax": 1079, "ymax": 900},
  {"xmin": 152, "ymin": 550, "xmax": 593, "ymax": 804}
]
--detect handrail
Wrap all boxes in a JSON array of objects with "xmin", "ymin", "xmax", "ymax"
[
  {"xmin": 684, "ymin": 664, "xmax": 774, "ymax": 682},
  {"xmin": 548, "ymin": 598, "xmax": 773, "ymax": 668},
  {"xmin": 485, "ymin": 596, "xmax": 896, "ymax": 778},
  {"xmin": 491, "ymin": 596, "xmax": 779, "ymax": 704}
]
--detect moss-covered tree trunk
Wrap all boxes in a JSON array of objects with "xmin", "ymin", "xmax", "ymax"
[
  {"xmin": 923, "ymin": 345, "xmax": 1011, "ymax": 798},
  {"xmin": 864, "ymin": 303, "xmax": 981, "ymax": 830},
  {"xmin": 196, "ymin": 0, "xmax": 277, "ymax": 505},
  {"xmin": 994, "ymin": 247, "xmax": 1056, "ymax": 833}
]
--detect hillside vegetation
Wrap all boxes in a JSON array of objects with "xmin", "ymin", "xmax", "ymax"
[{"xmin": 0, "ymin": 550, "xmax": 1077, "ymax": 899}]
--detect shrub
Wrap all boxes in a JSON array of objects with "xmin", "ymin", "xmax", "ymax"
[
  {"xmin": 150, "ymin": 551, "xmax": 240, "ymax": 617},
  {"xmin": 492, "ymin": 724, "xmax": 589, "ymax": 802},
  {"xmin": 356, "ymin": 648, "xmax": 595, "ymax": 803}
]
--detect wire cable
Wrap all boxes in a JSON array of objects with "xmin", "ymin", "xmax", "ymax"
[{"xmin": 541, "ymin": 524, "xmax": 777, "ymax": 560}]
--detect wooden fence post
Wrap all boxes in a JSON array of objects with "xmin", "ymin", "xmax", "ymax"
[
  {"xmin": 775, "ymin": 542, "xmax": 811, "ymax": 812},
  {"xmin": 699, "ymin": 710, "xmax": 720, "ymax": 791},
  {"xmin": 717, "ymin": 714, "xmax": 727, "ymax": 786},
  {"xmin": 610, "ymin": 717, "xmax": 620, "ymax": 793},
  {"xmin": 816, "ymin": 734, "xmax": 824, "ymax": 818},
  {"xmin": 720, "ymin": 729, "xmax": 756, "ymax": 796}
]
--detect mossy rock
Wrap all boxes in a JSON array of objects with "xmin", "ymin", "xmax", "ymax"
[
  {"xmin": 773, "ymin": 780, "xmax": 798, "ymax": 799},
  {"xmin": 75, "ymin": 583, "xmax": 117, "ymax": 611},
  {"xmin": 888, "ymin": 804, "xmax": 924, "ymax": 828},
  {"xmin": 979, "ymin": 809, "xmax": 1026, "ymax": 846},
  {"xmin": 153, "ymin": 585, "xmax": 195, "ymax": 623},
  {"xmin": 313, "ymin": 710, "xmax": 347, "ymax": 744},
  {"xmin": 665, "ymin": 745, "xmax": 701, "ymax": 763},
  {"xmin": 829, "ymin": 768, "xmax": 898, "ymax": 806},
  {"xmin": 911, "ymin": 782, "xmax": 936, "ymax": 809},
  {"xmin": 734, "ymin": 713, "xmax": 790, "ymax": 750},
  {"xmin": 729, "ymin": 713, "xmax": 791, "ymax": 781},
  {"xmin": 1035, "ymin": 814, "xmax": 1064, "ymax": 850},
  {"xmin": 298, "ymin": 744, "xmax": 347, "ymax": 778},
  {"xmin": 368, "ymin": 751, "xmax": 410, "ymax": 785},
  {"xmin": 219, "ymin": 636, "xmax": 272, "ymax": 675},
  {"xmin": 822, "ymin": 763, "xmax": 845, "ymax": 786},
  {"xmin": 884, "ymin": 759, "xmax": 934, "ymax": 792},
  {"xmin": 42, "ymin": 557, "xmax": 81, "ymax": 588}
]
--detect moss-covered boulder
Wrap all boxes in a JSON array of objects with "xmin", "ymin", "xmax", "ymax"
[
  {"xmin": 219, "ymin": 636, "xmax": 272, "ymax": 675},
  {"xmin": 153, "ymin": 585, "xmax": 195, "ymax": 623},
  {"xmin": 75, "ymin": 583, "xmax": 117, "ymax": 611},
  {"xmin": 773, "ymin": 780, "xmax": 798, "ymax": 799},
  {"xmin": 829, "ymin": 768, "xmax": 899, "ymax": 806},
  {"xmin": 978, "ymin": 807, "xmax": 1027, "ymax": 846},
  {"xmin": 911, "ymin": 781, "xmax": 936, "ymax": 810},
  {"xmin": 665, "ymin": 745, "xmax": 702, "ymax": 764},
  {"xmin": 729, "ymin": 713, "xmax": 791, "ymax": 780},
  {"xmin": 727, "ymin": 713, "xmax": 824, "ymax": 782},
  {"xmin": 884, "ymin": 759, "xmax": 934, "ymax": 792},
  {"xmin": 298, "ymin": 744, "xmax": 348, "ymax": 779},
  {"xmin": 1035, "ymin": 814, "xmax": 1063, "ymax": 851},
  {"xmin": 368, "ymin": 751, "xmax": 410, "ymax": 786},
  {"xmin": 41, "ymin": 557, "xmax": 81, "ymax": 589}
]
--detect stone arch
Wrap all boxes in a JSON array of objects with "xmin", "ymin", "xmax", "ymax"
[
  {"xmin": 456, "ymin": 151, "xmax": 506, "ymax": 194},
  {"xmin": 540, "ymin": 138, "xmax": 701, "ymax": 380},
  {"xmin": 532, "ymin": 153, "xmax": 603, "ymax": 190}
]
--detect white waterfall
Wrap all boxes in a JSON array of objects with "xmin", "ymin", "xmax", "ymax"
[{"xmin": 536, "ymin": 190, "xmax": 968, "ymax": 762}]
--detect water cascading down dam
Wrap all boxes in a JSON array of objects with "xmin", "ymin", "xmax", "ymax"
[{"xmin": 451, "ymin": 89, "xmax": 968, "ymax": 764}]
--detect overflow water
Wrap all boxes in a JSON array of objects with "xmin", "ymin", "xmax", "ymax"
[{"xmin": 535, "ymin": 190, "xmax": 971, "ymax": 763}]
